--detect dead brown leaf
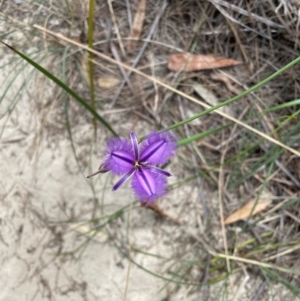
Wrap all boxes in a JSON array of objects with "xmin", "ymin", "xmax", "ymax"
[
  {"xmin": 193, "ymin": 83, "xmax": 219, "ymax": 107},
  {"xmin": 98, "ymin": 77, "xmax": 120, "ymax": 89},
  {"xmin": 210, "ymin": 72, "xmax": 242, "ymax": 95},
  {"xmin": 224, "ymin": 194, "xmax": 272, "ymax": 225},
  {"xmin": 127, "ymin": 0, "xmax": 146, "ymax": 51},
  {"xmin": 192, "ymin": 82, "xmax": 233, "ymax": 116},
  {"xmin": 168, "ymin": 54, "xmax": 242, "ymax": 72}
]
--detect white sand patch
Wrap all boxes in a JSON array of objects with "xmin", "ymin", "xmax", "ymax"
[{"xmin": 0, "ymin": 58, "xmax": 168, "ymax": 301}]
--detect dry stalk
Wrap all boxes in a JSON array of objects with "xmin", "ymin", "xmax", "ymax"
[{"xmin": 33, "ymin": 24, "xmax": 300, "ymax": 158}]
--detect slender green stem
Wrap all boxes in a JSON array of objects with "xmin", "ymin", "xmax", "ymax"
[
  {"xmin": 177, "ymin": 124, "xmax": 231, "ymax": 146},
  {"xmin": 88, "ymin": 0, "xmax": 96, "ymax": 136},
  {"xmin": 0, "ymin": 41, "xmax": 118, "ymax": 136}
]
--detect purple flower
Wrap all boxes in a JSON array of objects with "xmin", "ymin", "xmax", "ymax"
[{"xmin": 88, "ymin": 131, "xmax": 177, "ymax": 206}]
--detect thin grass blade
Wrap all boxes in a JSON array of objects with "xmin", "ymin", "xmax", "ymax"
[{"xmin": 0, "ymin": 41, "xmax": 118, "ymax": 136}]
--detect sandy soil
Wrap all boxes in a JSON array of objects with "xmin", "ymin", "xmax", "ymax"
[
  {"xmin": 0, "ymin": 49, "xmax": 209, "ymax": 300},
  {"xmin": 0, "ymin": 55, "xmax": 172, "ymax": 300}
]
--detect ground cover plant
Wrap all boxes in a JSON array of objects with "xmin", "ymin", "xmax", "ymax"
[{"xmin": 1, "ymin": 0, "xmax": 300, "ymax": 300}]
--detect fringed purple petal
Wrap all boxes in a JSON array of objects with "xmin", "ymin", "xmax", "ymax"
[
  {"xmin": 103, "ymin": 138, "xmax": 134, "ymax": 175},
  {"xmin": 140, "ymin": 131, "xmax": 177, "ymax": 165},
  {"xmin": 130, "ymin": 131, "xmax": 139, "ymax": 161},
  {"xmin": 89, "ymin": 130, "xmax": 177, "ymax": 205},
  {"xmin": 143, "ymin": 165, "xmax": 172, "ymax": 177},
  {"xmin": 112, "ymin": 168, "xmax": 135, "ymax": 191},
  {"xmin": 131, "ymin": 168, "xmax": 167, "ymax": 205}
]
